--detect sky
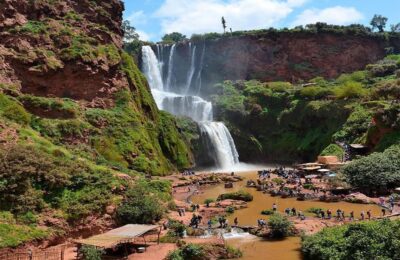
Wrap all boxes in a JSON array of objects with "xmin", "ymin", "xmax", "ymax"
[{"xmin": 123, "ymin": 0, "xmax": 400, "ymax": 42}]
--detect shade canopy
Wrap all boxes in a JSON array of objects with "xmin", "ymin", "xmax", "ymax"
[{"xmin": 75, "ymin": 224, "xmax": 160, "ymax": 248}]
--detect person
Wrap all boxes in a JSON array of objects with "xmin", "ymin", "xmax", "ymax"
[
  {"xmin": 361, "ymin": 210, "xmax": 365, "ymax": 220},
  {"xmin": 341, "ymin": 211, "xmax": 345, "ymax": 221},
  {"xmin": 327, "ymin": 209, "xmax": 332, "ymax": 219},
  {"xmin": 285, "ymin": 208, "xmax": 291, "ymax": 216},
  {"xmin": 234, "ymin": 217, "xmax": 238, "ymax": 226},
  {"xmin": 336, "ymin": 209, "xmax": 342, "ymax": 220},
  {"xmin": 196, "ymin": 204, "xmax": 200, "ymax": 211},
  {"xmin": 197, "ymin": 215, "xmax": 203, "ymax": 224},
  {"xmin": 367, "ymin": 210, "xmax": 371, "ymax": 220},
  {"xmin": 382, "ymin": 208, "xmax": 386, "ymax": 216},
  {"xmin": 349, "ymin": 211, "xmax": 354, "ymax": 221},
  {"xmin": 178, "ymin": 208, "xmax": 182, "ymax": 217},
  {"xmin": 320, "ymin": 210, "xmax": 325, "ymax": 219},
  {"xmin": 273, "ymin": 203, "xmax": 277, "ymax": 212},
  {"xmin": 208, "ymin": 219, "xmax": 212, "ymax": 230},
  {"xmin": 291, "ymin": 207, "xmax": 297, "ymax": 216}
]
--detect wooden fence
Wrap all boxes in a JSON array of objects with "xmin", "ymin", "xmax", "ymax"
[{"xmin": 0, "ymin": 246, "xmax": 65, "ymax": 260}]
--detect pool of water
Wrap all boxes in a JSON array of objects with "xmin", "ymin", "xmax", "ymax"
[{"xmin": 192, "ymin": 170, "xmax": 382, "ymax": 259}]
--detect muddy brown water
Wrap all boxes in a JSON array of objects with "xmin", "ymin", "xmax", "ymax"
[{"xmin": 191, "ymin": 170, "xmax": 382, "ymax": 260}]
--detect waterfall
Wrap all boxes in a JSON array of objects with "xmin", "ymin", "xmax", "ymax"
[
  {"xmin": 200, "ymin": 122, "xmax": 239, "ymax": 169},
  {"xmin": 142, "ymin": 46, "xmax": 163, "ymax": 90},
  {"xmin": 142, "ymin": 45, "xmax": 239, "ymax": 169},
  {"xmin": 165, "ymin": 44, "xmax": 176, "ymax": 91},
  {"xmin": 195, "ymin": 42, "xmax": 206, "ymax": 95},
  {"xmin": 185, "ymin": 43, "xmax": 197, "ymax": 94}
]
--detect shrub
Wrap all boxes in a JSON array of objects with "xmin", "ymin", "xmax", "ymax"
[
  {"xmin": 334, "ymin": 81, "xmax": 367, "ymax": 99},
  {"xmin": 306, "ymin": 207, "xmax": 324, "ymax": 216},
  {"xmin": 217, "ymin": 190, "xmax": 253, "ymax": 202},
  {"xmin": 117, "ymin": 181, "xmax": 169, "ymax": 224},
  {"xmin": 0, "ymin": 145, "xmax": 69, "ymax": 213},
  {"xmin": 366, "ymin": 59, "xmax": 398, "ymax": 77},
  {"xmin": 342, "ymin": 145, "xmax": 400, "ymax": 194},
  {"xmin": 299, "ymin": 86, "xmax": 333, "ymax": 99},
  {"xmin": 225, "ymin": 206, "xmax": 235, "ymax": 214},
  {"xmin": 333, "ymin": 106, "xmax": 372, "ymax": 143},
  {"xmin": 204, "ymin": 198, "xmax": 215, "ymax": 205},
  {"xmin": 2, "ymin": 103, "xmax": 31, "ymax": 125},
  {"xmin": 320, "ymin": 144, "xmax": 344, "ymax": 159},
  {"xmin": 167, "ymin": 244, "xmax": 206, "ymax": 260},
  {"xmin": 80, "ymin": 245, "xmax": 104, "ymax": 260},
  {"xmin": 272, "ymin": 178, "xmax": 284, "ymax": 186},
  {"xmin": 268, "ymin": 214, "xmax": 294, "ymax": 238},
  {"xmin": 261, "ymin": 209, "xmax": 274, "ymax": 215},
  {"xmin": 302, "ymin": 184, "xmax": 315, "ymax": 190},
  {"xmin": 302, "ymin": 219, "xmax": 400, "ymax": 260},
  {"xmin": 268, "ymin": 82, "xmax": 293, "ymax": 92}
]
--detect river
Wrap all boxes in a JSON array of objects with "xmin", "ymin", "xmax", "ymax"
[{"xmin": 191, "ymin": 170, "xmax": 382, "ymax": 260}]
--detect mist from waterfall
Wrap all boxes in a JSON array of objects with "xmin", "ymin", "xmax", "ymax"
[{"xmin": 141, "ymin": 44, "xmax": 240, "ymax": 169}]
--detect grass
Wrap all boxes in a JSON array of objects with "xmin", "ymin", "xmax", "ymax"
[{"xmin": 0, "ymin": 223, "xmax": 49, "ymax": 248}]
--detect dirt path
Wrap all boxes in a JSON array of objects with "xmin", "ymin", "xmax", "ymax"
[{"xmin": 128, "ymin": 243, "xmax": 177, "ymax": 260}]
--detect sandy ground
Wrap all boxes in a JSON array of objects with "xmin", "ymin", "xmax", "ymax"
[{"xmin": 128, "ymin": 243, "xmax": 177, "ymax": 260}]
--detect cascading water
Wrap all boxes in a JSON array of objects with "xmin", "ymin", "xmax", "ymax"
[{"xmin": 141, "ymin": 45, "xmax": 240, "ymax": 169}]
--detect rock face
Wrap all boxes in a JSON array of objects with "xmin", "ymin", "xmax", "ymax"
[
  {"xmin": 163, "ymin": 32, "xmax": 398, "ymax": 96},
  {"xmin": 0, "ymin": 0, "xmax": 124, "ymax": 102},
  {"xmin": 0, "ymin": 0, "xmax": 193, "ymax": 174}
]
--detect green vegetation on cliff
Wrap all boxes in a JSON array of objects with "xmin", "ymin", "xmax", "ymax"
[{"xmin": 211, "ymin": 55, "xmax": 400, "ymax": 162}]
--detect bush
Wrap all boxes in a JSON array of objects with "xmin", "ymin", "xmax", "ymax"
[
  {"xmin": 0, "ymin": 223, "xmax": 49, "ymax": 248},
  {"xmin": 268, "ymin": 214, "xmax": 294, "ymax": 238},
  {"xmin": 367, "ymin": 60, "xmax": 398, "ymax": 77},
  {"xmin": 225, "ymin": 206, "xmax": 235, "ymax": 214},
  {"xmin": 320, "ymin": 144, "xmax": 344, "ymax": 159},
  {"xmin": 299, "ymin": 86, "xmax": 333, "ymax": 99},
  {"xmin": 0, "ymin": 145, "xmax": 69, "ymax": 213},
  {"xmin": 334, "ymin": 81, "xmax": 367, "ymax": 99},
  {"xmin": 80, "ymin": 245, "xmax": 104, "ymax": 260},
  {"xmin": 302, "ymin": 219, "xmax": 400, "ymax": 260},
  {"xmin": 117, "ymin": 181, "xmax": 170, "ymax": 224},
  {"xmin": 261, "ymin": 209, "xmax": 274, "ymax": 215},
  {"xmin": 204, "ymin": 198, "xmax": 215, "ymax": 206},
  {"xmin": 272, "ymin": 178, "xmax": 284, "ymax": 186},
  {"xmin": 167, "ymin": 244, "xmax": 206, "ymax": 260},
  {"xmin": 306, "ymin": 207, "xmax": 324, "ymax": 216},
  {"xmin": 217, "ymin": 190, "xmax": 253, "ymax": 202},
  {"xmin": 2, "ymin": 104, "xmax": 31, "ymax": 125},
  {"xmin": 302, "ymin": 184, "xmax": 315, "ymax": 190},
  {"xmin": 342, "ymin": 145, "xmax": 400, "ymax": 194}
]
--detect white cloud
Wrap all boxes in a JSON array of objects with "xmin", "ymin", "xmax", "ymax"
[
  {"xmin": 127, "ymin": 10, "xmax": 148, "ymax": 26},
  {"xmin": 137, "ymin": 30, "xmax": 152, "ymax": 41},
  {"xmin": 291, "ymin": 6, "xmax": 364, "ymax": 27},
  {"xmin": 154, "ymin": 0, "xmax": 309, "ymax": 36}
]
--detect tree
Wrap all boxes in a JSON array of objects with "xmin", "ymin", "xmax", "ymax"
[
  {"xmin": 161, "ymin": 32, "xmax": 187, "ymax": 43},
  {"xmin": 391, "ymin": 23, "xmax": 400, "ymax": 32},
  {"xmin": 370, "ymin": 15, "xmax": 388, "ymax": 32},
  {"xmin": 221, "ymin": 16, "xmax": 227, "ymax": 33},
  {"xmin": 117, "ymin": 184, "xmax": 166, "ymax": 224},
  {"xmin": 302, "ymin": 219, "xmax": 400, "ymax": 260},
  {"xmin": 267, "ymin": 214, "xmax": 294, "ymax": 238},
  {"xmin": 342, "ymin": 145, "xmax": 400, "ymax": 194},
  {"xmin": 122, "ymin": 20, "xmax": 139, "ymax": 42}
]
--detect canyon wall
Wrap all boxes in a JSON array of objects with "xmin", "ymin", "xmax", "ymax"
[{"xmin": 160, "ymin": 32, "xmax": 399, "ymax": 97}]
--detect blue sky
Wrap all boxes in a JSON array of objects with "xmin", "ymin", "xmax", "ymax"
[{"xmin": 123, "ymin": 0, "xmax": 400, "ymax": 42}]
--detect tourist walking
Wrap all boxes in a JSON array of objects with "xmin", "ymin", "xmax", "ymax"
[
  {"xmin": 349, "ymin": 211, "xmax": 354, "ymax": 221},
  {"xmin": 234, "ymin": 217, "xmax": 238, "ymax": 226},
  {"xmin": 361, "ymin": 211, "xmax": 365, "ymax": 220},
  {"xmin": 382, "ymin": 208, "xmax": 386, "ymax": 216},
  {"xmin": 291, "ymin": 207, "xmax": 297, "ymax": 216},
  {"xmin": 273, "ymin": 203, "xmax": 277, "ymax": 212},
  {"xmin": 367, "ymin": 210, "xmax": 371, "ymax": 220},
  {"xmin": 327, "ymin": 209, "xmax": 332, "ymax": 219}
]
